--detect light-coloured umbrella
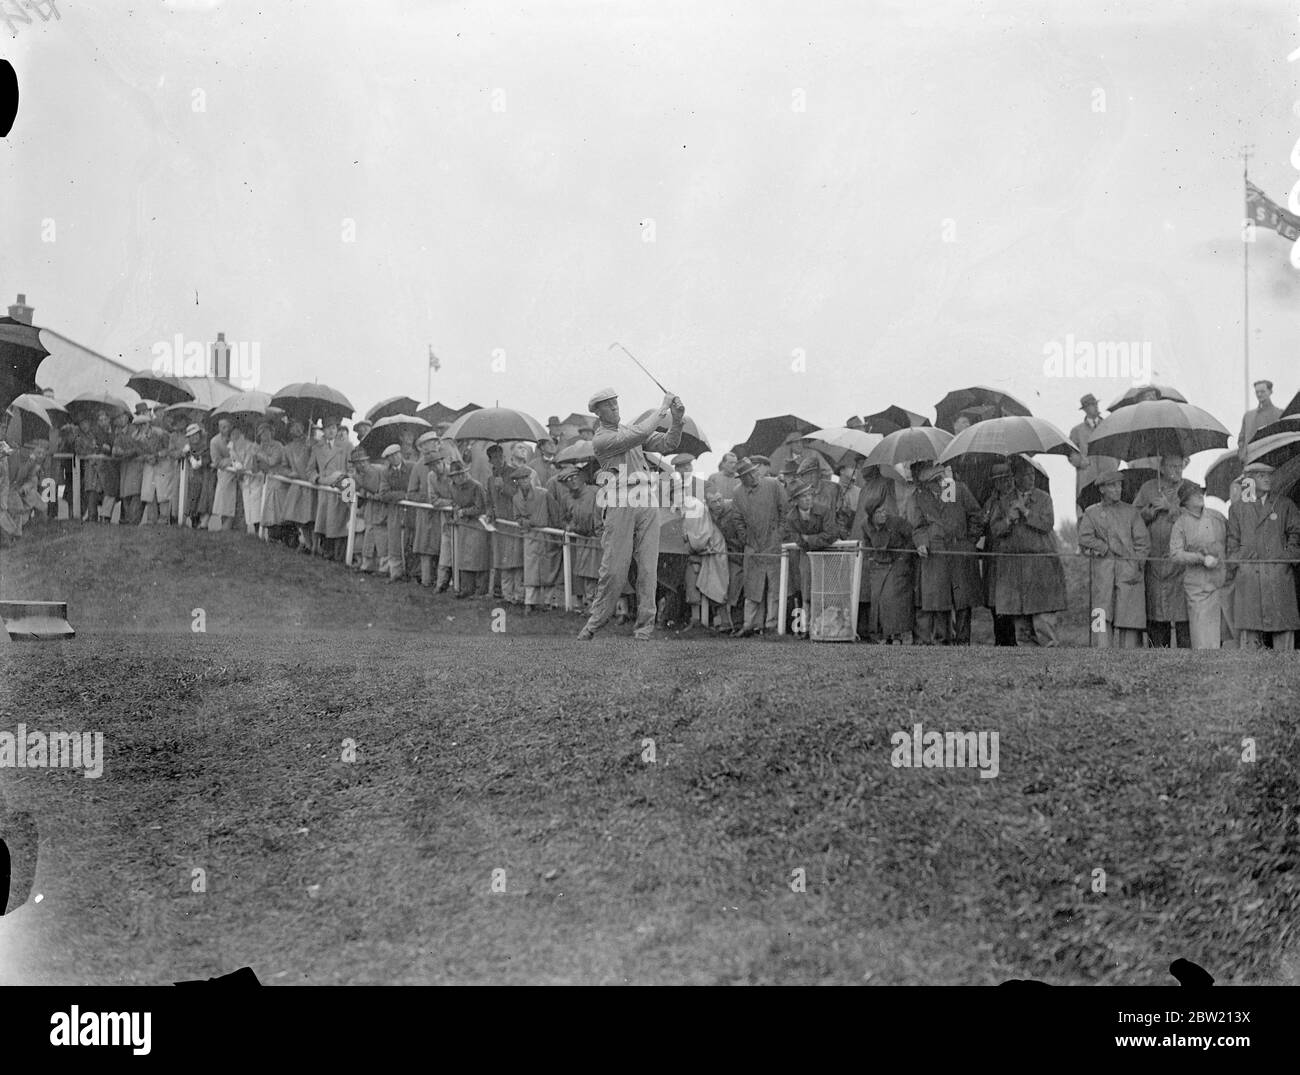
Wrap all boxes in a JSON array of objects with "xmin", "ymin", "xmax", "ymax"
[
  {"xmin": 938, "ymin": 415, "xmax": 1075, "ymax": 463},
  {"xmin": 864, "ymin": 426, "xmax": 954, "ymax": 468},
  {"xmin": 803, "ymin": 426, "xmax": 883, "ymax": 462}
]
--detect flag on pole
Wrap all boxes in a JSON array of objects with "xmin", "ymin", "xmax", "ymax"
[
  {"xmin": 428, "ymin": 345, "xmax": 441, "ymax": 372},
  {"xmin": 1246, "ymin": 180, "xmax": 1300, "ymax": 241}
]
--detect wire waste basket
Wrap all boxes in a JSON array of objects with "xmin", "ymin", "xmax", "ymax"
[{"xmin": 807, "ymin": 549, "xmax": 859, "ymax": 642}]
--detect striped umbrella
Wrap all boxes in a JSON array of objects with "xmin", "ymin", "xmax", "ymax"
[{"xmin": 1085, "ymin": 400, "xmax": 1230, "ymax": 461}]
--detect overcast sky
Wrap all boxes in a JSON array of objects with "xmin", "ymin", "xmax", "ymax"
[{"xmin": 5, "ymin": 0, "xmax": 1299, "ymax": 514}]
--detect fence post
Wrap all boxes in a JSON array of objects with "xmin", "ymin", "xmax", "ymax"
[
  {"xmin": 562, "ymin": 531, "xmax": 573, "ymax": 612},
  {"xmin": 452, "ymin": 514, "xmax": 460, "ymax": 593},
  {"xmin": 849, "ymin": 541, "xmax": 863, "ymax": 641},
  {"xmin": 777, "ymin": 547, "xmax": 789, "ymax": 636},
  {"xmin": 72, "ymin": 454, "xmax": 81, "ymax": 521},
  {"xmin": 259, "ymin": 472, "xmax": 269, "ymax": 541},
  {"xmin": 344, "ymin": 485, "xmax": 358, "ymax": 567},
  {"xmin": 178, "ymin": 460, "xmax": 189, "ymax": 528}
]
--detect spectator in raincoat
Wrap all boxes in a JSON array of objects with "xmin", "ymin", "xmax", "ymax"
[
  {"xmin": 732, "ymin": 456, "xmax": 788, "ymax": 636},
  {"xmin": 511, "ymin": 466, "xmax": 562, "ymax": 612},
  {"xmin": 1077, "ymin": 468, "xmax": 1149, "ymax": 649},
  {"xmin": 280, "ymin": 420, "xmax": 317, "ymax": 550},
  {"xmin": 1133, "ymin": 455, "xmax": 1192, "ymax": 648},
  {"xmin": 559, "ymin": 465, "xmax": 602, "ymax": 613},
  {"xmin": 449, "ymin": 459, "xmax": 491, "ymax": 598},
  {"xmin": 907, "ymin": 464, "xmax": 984, "ymax": 645},
  {"xmin": 1225, "ymin": 461, "xmax": 1300, "ymax": 650},
  {"xmin": 985, "ymin": 456, "xmax": 1067, "ymax": 646},
  {"xmin": 858, "ymin": 489, "xmax": 914, "ymax": 643},
  {"xmin": 1168, "ymin": 482, "xmax": 1228, "ymax": 649},
  {"xmin": 406, "ymin": 431, "xmax": 450, "ymax": 587}
]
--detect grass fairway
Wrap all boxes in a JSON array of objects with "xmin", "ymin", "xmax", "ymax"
[{"xmin": 1, "ymin": 524, "xmax": 1298, "ymax": 984}]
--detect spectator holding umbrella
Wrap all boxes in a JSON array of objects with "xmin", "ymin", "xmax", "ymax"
[
  {"xmin": 253, "ymin": 422, "xmax": 289, "ymax": 539},
  {"xmin": 1225, "ymin": 461, "xmax": 1300, "ymax": 650},
  {"xmin": 448, "ymin": 458, "xmax": 491, "ymax": 598},
  {"xmin": 280, "ymin": 420, "xmax": 317, "ymax": 550},
  {"xmin": 511, "ymin": 465, "xmax": 562, "ymax": 613},
  {"xmin": 859, "ymin": 489, "xmax": 914, "ymax": 644},
  {"xmin": 115, "ymin": 413, "xmax": 148, "ymax": 526},
  {"xmin": 732, "ymin": 455, "xmax": 787, "ymax": 637},
  {"xmin": 228, "ymin": 423, "xmax": 260, "ymax": 536},
  {"xmin": 486, "ymin": 444, "xmax": 524, "ymax": 604},
  {"xmin": 406, "ymin": 432, "xmax": 449, "ymax": 588},
  {"xmin": 1133, "ymin": 455, "xmax": 1192, "ymax": 648},
  {"xmin": 181, "ymin": 422, "xmax": 214, "ymax": 528},
  {"xmin": 1077, "ymin": 469, "xmax": 1149, "ymax": 649},
  {"xmin": 1168, "ymin": 483, "xmax": 1228, "ymax": 649},
  {"xmin": 985, "ymin": 456, "xmax": 1067, "ymax": 646},
  {"xmin": 907, "ymin": 464, "xmax": 984, "ymax": 645},
  {"xmin": 980, "ymin": 462, "xmax": 1020, "ymax": 646},
  {"xmin": 310, "ymin": 417, "xmax": 350, "ymax": 559}
]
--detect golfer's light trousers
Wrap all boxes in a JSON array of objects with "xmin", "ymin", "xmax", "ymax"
[{"xmin": 583, "ymin": 504, "xmax": 660, "ymax": 637}]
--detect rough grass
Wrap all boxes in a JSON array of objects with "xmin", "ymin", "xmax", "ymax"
[{"xmin": 0, "ymin": 524, "xmax": 1297, "ymax": 984}]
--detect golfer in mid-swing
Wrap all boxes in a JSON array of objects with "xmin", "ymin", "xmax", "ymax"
[{"xmin": 578, "ymin": 386, "xmax": 686, "ymax": 641}]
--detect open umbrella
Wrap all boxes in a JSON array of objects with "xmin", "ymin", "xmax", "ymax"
[
  {"xmin": 937, "ymin": 416, "xmax": 1075, "ymax": 464},
  {"xmin": 934, "ymin": 387, "xmax": 1032, "ymax": 432},
  {"xmin": 1085, "ymin": 399, "xmax": 1230, "ymax": 461},
  {"xmin": 5, "ymin": 394, "xmax": 63, "ymax": 442},
  {"xmin": 1253, "ymin": 414, "xmax": 1300, "ymax": 443},
  {"xmin": 554, "ymin": 439, "xmax": 595, "ymax": 464},
  {"xmin": 731, "ymin": 415, "xmax": 819, "ymax": 459},
  {"xmin": 953, "ymin": 453, "xmax": 1052, "ymax": 505},
  {"xmin": 271, "ymin": 383, "xmax": 355, "ymax": 424},
  {"xmin": 162, "ymin": 400, "xmax": 212, "ymax": 424},
  {"xmin": 1077, "ymin": 461, "xmax": 1159, "ymax": 510},
  {"xmin": 211, "ymin": 389, "xmax": 275, "ymax": 428},
  {"xmin": 863, "ymin": 426, "xmax": 954, "ymax": 469},
  {"xmin": 1203, "ymin": 449, "xmax": 1241, "ymax": 502},
  {"xmin": 417, "ymin": 400, "xmax": 483, "ymax": 426},
  {"xmin": 366, "ymin": 396, "xmax": 420, "ymax": 422},
  {"xmin": 66, "ymin": 392, "xmax": 132, "ymax": 424},
  {"xmin": 1106, "ymin": 383, "xmax": 1187, "ymax": 411},
  {"xmin": 444, "ymin": 406, "xmax": 547, "ymax": 443},
  {"xmin": 126, "ymin": 370, "xmax": 195, "ymax": 406},
  {"xmin": 632, "ymin": 409, "xmax": 710, "ymax": 458},
  {"xmin": 1241, "ymin": 431, "xmax": 1300, "ymax": 472},
  {"xmin": 802, "ymin": 426, "xmax": 883, "ymax": 464},
  {"xmin": 0, "ymin": 313, "xmax": 50, "ymax": 412},
  {"xmin": 359, "ymin": 414, "xmax": 432, "ymax": 457},
  {"xmin": 860, "ymin": 405, "xmax": 931, "ymax": 436}
]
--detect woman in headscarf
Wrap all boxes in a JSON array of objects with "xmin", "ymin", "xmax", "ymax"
[
  {"xmin": 280, "ymin": 420, "xmax": 317, "ymax": 551},
  {"xmin": 859, "ymin": 488, "xmax": 915, "ymax": 643}
]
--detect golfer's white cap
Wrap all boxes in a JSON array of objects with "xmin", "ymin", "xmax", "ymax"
[{"xmin": 588, "ymin": 386, "xmax": 618, "ymax": 410}]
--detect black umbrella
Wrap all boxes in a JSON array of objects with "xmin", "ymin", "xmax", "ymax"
[
  {"xmin": 1077, "ymin": 463, "xmax": 1158, "ymax": 510},
  {"xmin": 126, "ymin": 370, "xmax": 196, "ymax": 406},
  {"xmin": 0, "ymin": 315, "xmax": 50, "ymax": 412},
  {"xmin": 1105, "ymin": 383, "xmax": 1187, "ymax": 412},
  {"xmin": 416, "ymin": 400, "xmax": 482, "ymax": 427},
  {"xmin": 860, "ymin": 405, "xmax": 931, "ymax": 435},
  {"xmin": 271, "ymin": 382, "xmax": 354, "ymax": 424},
  {"xmin": 359, "ymin": 414, "xmax": 432, "ymax": 458},
  {"xmin": 1085, "ymin": 400, "xmax": 1229, "ymax": 461},
  {"xmin": 731, "ymin": 415, "xmax": 819, "ymax": 460},
  {"xmin": 365, "ymin": 396, "xmax": 420, "ymax": 422},
  {"xmin": 1253, "ymin": 414, "xmax": 1300, "ymax": 443},
  {"xmin": 955, "ymin": 455, "xmax": 1051, "ymax": 507},
  {"xmin": 934, "ymin": 387, "xmax": 1032, "ymax": 433}
]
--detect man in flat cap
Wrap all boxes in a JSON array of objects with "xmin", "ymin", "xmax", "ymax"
[
  {"xmin": 750, "ymin": 454, "xmax": 772, "ymax": 478},
  {"xmin": 407, "ymin": 431, "xmax": 450, "ymax": 587},
  {"xmin": 352, "ymin": 445, "xmax": 387, "ymax": 573},
  {"xmin": 783, "ymin": 479, "xmax": 842, "ymax": 635},
  {"xmin": 907, "ymin": 463, "xmax": 983, "ymax": 644},
  {"xmin": 1069, "ymin": 393, "xmax": 1119, "ymax": 505},
  {"xmin": 1226, "ymin": 461, "xmax": 1300, "ymax": 649},
  {"xmin": 380, "ymin": 441, "xmax": 414, "ymax": 582},
  {"xmin": 448, "ymin": 458, "xmax": 491, "ymax": 598},
  {"xmin": 1238, "ymin": 380, "xmax": 1284, "ymax": 460},
  {"xmin": 511, "ymin": 465, "xmax": 562, "ymax": 613},
  {"xmin": 577, "ymin": 386, "xmax": 686, "ymax": 640},
  {"xmin": 732, "ymin": 455, "xmax": 788, "ymax": 636},
  {"xmin": 1077, "ymin": 468, "xmax": 1149, "ymax": 648}
]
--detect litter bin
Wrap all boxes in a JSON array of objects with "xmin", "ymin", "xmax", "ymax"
[{"xmin": 807, "ymin": 549, "xmax": 859, "ymax": 642}]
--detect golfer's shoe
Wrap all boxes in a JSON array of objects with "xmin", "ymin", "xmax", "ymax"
[{"xmin": 577, "ymin": 627, "xmax": 595, "ymax": 641}]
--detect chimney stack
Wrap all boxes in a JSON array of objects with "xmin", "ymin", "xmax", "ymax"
[
  {"xmin": 211, "ymin": 331, "xmax": 230, "ymax": 380},
  {"xmin": 7, "ymin": 293, "xmax": 33, "ymax": 324}
]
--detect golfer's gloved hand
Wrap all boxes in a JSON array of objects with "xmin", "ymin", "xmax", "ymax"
[{"xmin": 669, "ymin": 397, "xmax": 685, "ymax": 421}]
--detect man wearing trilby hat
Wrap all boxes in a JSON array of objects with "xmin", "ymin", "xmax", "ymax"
[
  {"xmin": 1225, "ymin": 461, "xmax": 1300, "ymax": 649},
  {"xmin": 577, "ymin": 386, "xmax": 686, "ymax": 640},
  {"xmin": 1069, "ymin": 393, "xmax": 1119, "ymax": 504},
  {"xmin": 907, "ymin": 463, "xmax": 984, "ymax": 645}
]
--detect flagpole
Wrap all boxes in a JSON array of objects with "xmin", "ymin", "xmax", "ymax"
[
  {"xmin": 427, "ymin": 345, "xmax": 432, "ymax": 405},
  {"xmin": 1242, "ymin": 145, "xmax": 1252, "ymax": 415}
]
